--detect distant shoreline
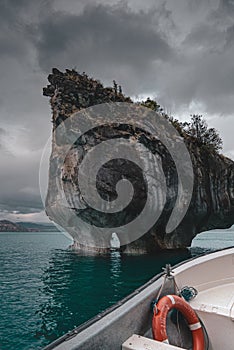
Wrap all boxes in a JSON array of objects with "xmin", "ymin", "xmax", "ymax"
[{"xmin": 0, "ymin": 220, "xmax": 59, "ymax": 232}]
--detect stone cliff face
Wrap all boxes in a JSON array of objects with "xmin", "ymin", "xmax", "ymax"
[{"xmin": 43, "ymin": 68, "xmax": 234, "ymax": 253}]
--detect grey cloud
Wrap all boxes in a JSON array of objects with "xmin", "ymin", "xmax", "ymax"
[
  {"xmin": 0, "ymin": 199, "xmax": 42, "ymax": 215},
  {"xmin": 0, "ymin": 127, "xmax": 6, "ymax": 149},
  {"xmin": 159, "ymin": 48, "xmax": 234, "ymax": 116},
  {"xmin": 0, "ymin": 127, "xmax": 10, "ymax": 153},
  {"xmin": 0, "ymin": 0, "xmax": 234, "ymax": 218},
  {"xmin": 33, "ymin": 3, "xmax": 174, "ymax": 74},
  {"xmin": 183, "ymin": 23, "xmax": 225, "ymax": 52},
  {"xmin": 31, "ymin": 0, "xmax": 234, "ymax": 119},
  {"xmin": 0, "ymin": 0, "xmax": 51, "ymax": 54},
  {"xmin": 150, "ymin": 0, "xmax": 234, "ymax": 117},
  {"xmin": 218, "ymin": 0, "xmax": 234, "ymax": 14},
  {"xmin": 0, "ymin": 1, "xmax": 53, "ymax": 153},
  {"xmin": 225, "ymin": 24, "xmax": 234, "ymax": 48},
  {"xmin": 0, "ymin": 150, "xmax": 43, "ymax": 213}
]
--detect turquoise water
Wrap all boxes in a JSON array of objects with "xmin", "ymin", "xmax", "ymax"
[{"xmin": 0, "ymin": 230, "xmax": 233, "ymax": 350}]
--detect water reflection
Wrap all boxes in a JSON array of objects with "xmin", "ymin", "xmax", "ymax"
[
  {"xmin": 35, "ymin": 248, "xmax": 192, "ymax": 346},
  {"xmin": 110, "ymin": 251, "xmax": 122, "ymax": 299}
]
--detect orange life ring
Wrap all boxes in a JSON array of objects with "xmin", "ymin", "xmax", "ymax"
[{"xmin": 152, "ymin": 294, "xmax": 205, "ymax": 350}]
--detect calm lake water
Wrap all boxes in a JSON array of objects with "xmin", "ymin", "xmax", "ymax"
[{"xmin": 0, "ymin": 230, "xmax": 233, "ymax": 350}]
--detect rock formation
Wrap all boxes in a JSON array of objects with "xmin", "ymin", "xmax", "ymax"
[{"xmin": 43, "ymin": 68, "xmax": 234, "ymax": 253}]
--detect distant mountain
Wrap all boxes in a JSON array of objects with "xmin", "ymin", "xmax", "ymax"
[
  {"xmin": 0, "ymin": 220, "xmax": 27, "ymax": 232},
  {"xmin": 0, "ymin": 220, "xmax": 59, "ymax": 232}
]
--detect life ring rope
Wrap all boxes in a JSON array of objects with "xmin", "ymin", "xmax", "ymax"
[{"xmin": 152, "ymin": 294, "xmax": 205, "ymax": 350}]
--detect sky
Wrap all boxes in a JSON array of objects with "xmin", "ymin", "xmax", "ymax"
[{"xmin": 0, "ymin": 0, "xmax": 234, "ymax": 222}]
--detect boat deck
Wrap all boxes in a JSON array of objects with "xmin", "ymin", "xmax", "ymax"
[
  {"xmin": 190, "ymin": 281, "xmax": 234, "ymax": 319},
  {"xmin": 122, "ymin": 334, "xmax": 186, "ymax": 350}
]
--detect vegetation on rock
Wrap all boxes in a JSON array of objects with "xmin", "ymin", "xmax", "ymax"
[
  {"xmin": 139, "ymin": 98, "xmax": 223, "ymax": 153},
  {"xmin": 183, "ymin": 114, "xmax": 223, "ymax": 152}
]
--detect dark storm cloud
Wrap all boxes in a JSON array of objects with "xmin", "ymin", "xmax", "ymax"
[
  {"xmin": 123, "ymin": 0, "xmax": 230, "ymax": 119},
  {"xmin": 0, "ymin": 0, "xmax": 51, "ymax": 135},
  {"xmin": 167, "ymin": 0, "xmax": 234, "ymax": 116},
  {"xmin": 34, "ymin": 3, "xmax": 174, "ymax": 74},
  {"xmin": 0, "ymin": 1, "xmax": 28, "ymax": 58},
  {"xmin": 217, "ymin": 0, "xmax": 234, "ymax": 15},
  {"xmin": 28, "ymin": 0, "xmax": 234, "ymax": 117},
  {"xmin": 0, "ymin": 128, "xmax": 6, "ymax": 149},
  {"xmin": 225, "ymin": 24, "xmax": 234, "ymax": 47},
  {"xmin": 0, "ymin": 148, "xmax": 43, "ymax": 213},
  {"xmin": 0, "ymin": 0, "xmax": 234, "ymax": 217},
  {"xmin": 0, "ymin": 0, "xmax": 53, "ymax": 216}
]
